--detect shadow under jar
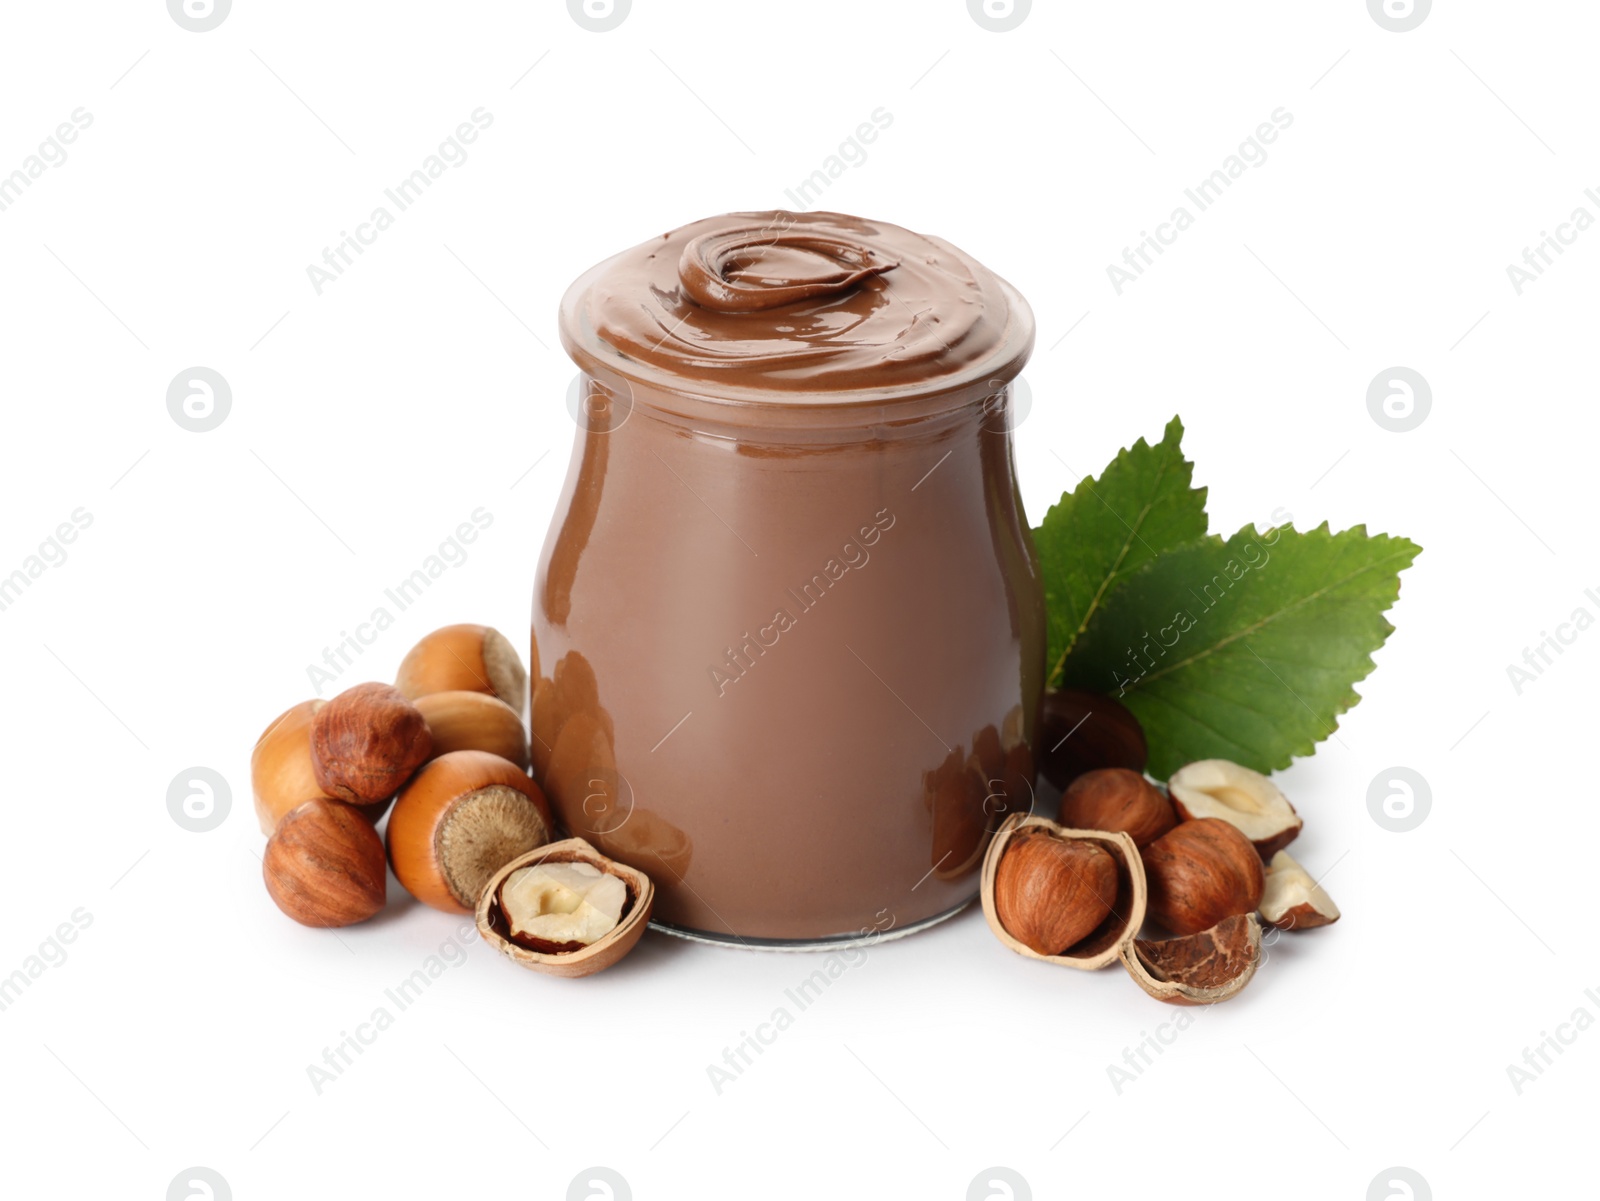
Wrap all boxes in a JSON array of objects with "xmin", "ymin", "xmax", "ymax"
[{"xmin": 533, "ymin": 210, "xmax": 1044, "ymax": 948}]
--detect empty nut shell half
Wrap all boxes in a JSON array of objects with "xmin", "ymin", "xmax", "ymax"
[
  {"xmin": 477, "ymin": 837, "xmax": 654, "ymax": 979},
  {"xmin": 980, "ymin": 813, "xmax": 1146, "ymax": 970},
  {"xmin": 1120, "ymin": 913, "xmax": 1263, "ymax": 1005},
  {"xmin": 386, "ymin": 750, "xmax": 554, "ymax": 913}
]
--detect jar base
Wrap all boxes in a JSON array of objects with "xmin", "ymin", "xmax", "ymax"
[{"xmin": 646, "ymin": 895, "xmax": 975, "ymax": 952}]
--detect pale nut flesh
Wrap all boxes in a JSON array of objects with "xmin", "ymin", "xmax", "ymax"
[
  {"xmin": 1168, "ymin": 759, "xmax": 1302, "ymax": 857},
  {"xmin": 500, "ymin": 860, "xmax": 627, "ymax": 953},
  {"xmin": 1260, "ymin": 851, "xmax": 1341, "ymax": 930}
]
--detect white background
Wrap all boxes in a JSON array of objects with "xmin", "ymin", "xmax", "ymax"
[{"xmin": 0, "ymin": 2, "xmax": 1593, "ymax": 1198}]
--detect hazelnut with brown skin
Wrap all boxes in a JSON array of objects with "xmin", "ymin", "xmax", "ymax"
[
  {"xmin": 311, "ymin": 682, "xmax": 432, "ymax": 805},
  {"xmin": 1038, "ymin": 690, "xmax": 1148, "ymax": 790},
  {"xmin": 1058, "ymin": 768, "xmax": 1176, "ymax": 848},
  {"xmin": 992, "ymin": 829, "xmax": 1119, "ymax": 956},
  {"xmin": 263, "ymin": 799, "xmax": 387, "ymax": 927},
  {"xmin": 1141, "ymin": 817, "xmax": 1265, "ymax": 937}
]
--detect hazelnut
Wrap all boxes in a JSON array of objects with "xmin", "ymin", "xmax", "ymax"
[
  {"xmin": 1038, "ymin": 689, "xmax": 1147, "ymax": 790},
  {"xmin": 263, "ymin": 799, "xmax": 387, "ymax": 927},
  {"xmin": 478, "ymin": 838, "xmax": 655, "ymax": 979},
  {"xmin": 397, "ymin": 624, "xmax": 527, "ymax": 716},
  {"xmin": 499, "ymin": 860, "xmax": 627, "ymax": 953},
  {"xmin": 1122, "ymin": 913, "xmax": 1262, "ymax": 1005},
  {"xmin": 414, "ymin": 690, "xmax": 529, "ymax": 769},
  {"xmin": 1260, "ymin": 851, "xmax": 1341, "ymax": 930},
  {"xmin": 310, "ymin": 682, "xmax": 432, "ymax": 805},
  {"xmin": 992, "ymin": 829, "xmax": 1119, "ymax": 956},
  {"xmin": 1167, "ymin": 759, "xmax": 1302, "ymax": 857},
  {"xmin": 1058, "ymin": 768, "xmax": 1176, "ymax": 847},
  {"xmin": 1142, "ymin": 818, "xmax": 1265, "ymax": 937},
  {"xmin": 386, "ymin": 750, "xmax": 554, "ymax": 913},
  {"xmin": 251, "ymin": 700, "xmax": 390, "ymax": 832}
]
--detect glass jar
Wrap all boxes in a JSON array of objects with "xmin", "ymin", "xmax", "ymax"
[{"xmin": 533, "ymin": 211, "xmax": 1044, "ymax": 947}]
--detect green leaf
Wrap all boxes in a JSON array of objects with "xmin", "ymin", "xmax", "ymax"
[
  {"xmin": 1033, "ymin": 416, "xmax": 1209, "ymax": 688},
  {"xmin": 1058, "ymin": 523, "xmax": 1422, "ymax": 778}
]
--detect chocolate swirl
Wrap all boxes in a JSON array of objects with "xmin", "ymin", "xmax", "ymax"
[{"xmin": 560, "ymin": 210, "xmax": 1031, "ymax": 400}]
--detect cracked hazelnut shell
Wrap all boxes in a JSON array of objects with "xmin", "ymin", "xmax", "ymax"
[
  {"xmin": 1142, "ymin": 817, "xmax": 1266, "ymax": 937},
  {"xmin": 263, "ymin": 799, "xmax": 387, "ymax": 927},
  {"xmin": 477, "ymin": 837, "xmax": 654, "ymax": 978},
  {"xmin": 1058, "ymin": 768, "xmax": 1176, "ymax": 848},
  {"xmin": 981, "ymin": 814, "xmax": 1146, "ymax": 969},
  {"xmin": 386, "ymin": 750, "xmax": 553, "ymax": 913},
  {"xmin": 1121, "ymin": 913, "xmax": 1262, "ymax": 1005},
  {"xmin": 311, "ymin": 682, "xmax": 432, "ymax": 805}
]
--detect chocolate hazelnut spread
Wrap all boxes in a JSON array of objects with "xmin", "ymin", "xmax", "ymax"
[{"xmin": 535, "ymin": 210, "xmax": 1044, "ymax": 945}]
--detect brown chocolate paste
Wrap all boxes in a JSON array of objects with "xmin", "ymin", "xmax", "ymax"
[{"xmin": 536, "ymin": 211, "xmax": 1044, "ymax": 945}]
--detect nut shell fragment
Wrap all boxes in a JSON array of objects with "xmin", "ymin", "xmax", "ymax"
[{"xmin": 1121, "ymin": 913, "xmax": 1262, "ymax": 1005}]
